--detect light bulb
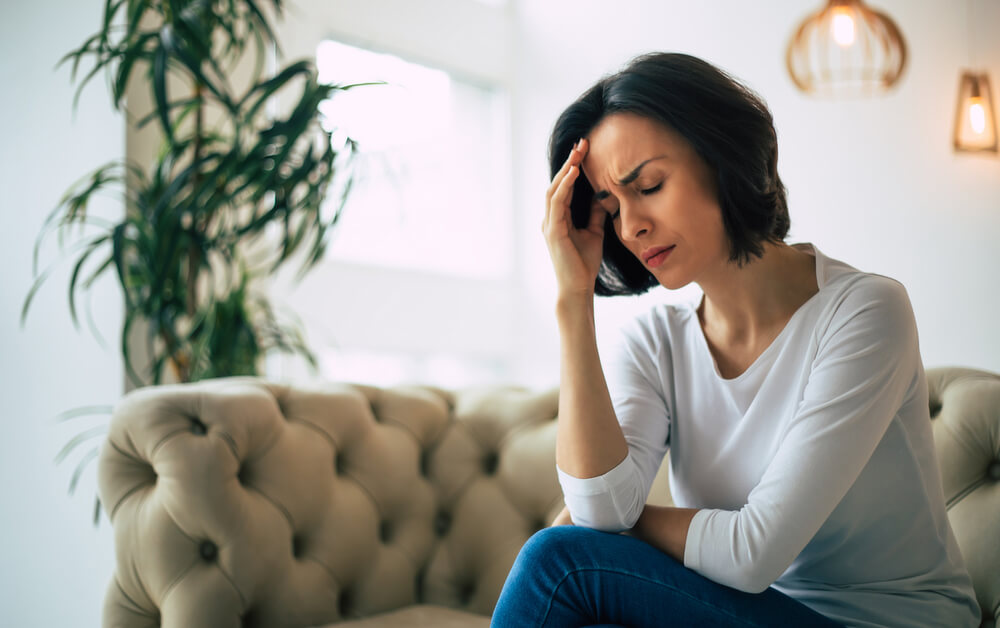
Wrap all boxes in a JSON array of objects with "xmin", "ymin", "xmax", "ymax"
[
  {"xmin": 968, "ymin": 98, "xmax": 986, "ymax": 135},
  {"xmin": 831, "ymin": 7, "xmax": 856, "ymax": 47}
]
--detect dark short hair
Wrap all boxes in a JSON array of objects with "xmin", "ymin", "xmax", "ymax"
[{"xmin": 548, "ymin": 52, "xmax": 790, "ymax": 296}]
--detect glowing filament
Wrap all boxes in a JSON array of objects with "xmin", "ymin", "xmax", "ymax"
[
  {"xmin": 831, "ymin": 7, "xmax": 856, "ymax": 47},
  {"xmin": 968, "ymin": 99, "xmax": 987, "ymax": 134}
]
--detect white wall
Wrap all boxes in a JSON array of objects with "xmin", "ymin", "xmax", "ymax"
[
  {"xmin": 509, "ymin": 0, "xmax": 1000, "ymax": 387},
  {"xmin": 0, "ymin": 0, "xmax": 122, "ymax": 625}
]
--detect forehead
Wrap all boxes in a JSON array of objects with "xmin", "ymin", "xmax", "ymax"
[{"xmin": 582, "ymin": 113, "xmax": 687, "ymax": 185}]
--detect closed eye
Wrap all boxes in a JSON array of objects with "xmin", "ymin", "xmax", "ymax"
[{"xmin": 640, "ymin": 183, "xmax": 663, "ymax": 196}]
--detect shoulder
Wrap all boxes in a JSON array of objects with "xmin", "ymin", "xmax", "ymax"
[
  {"xmin": 619, "ymin": 302, "xmax": 696, "ymax": 353},
  {"xmin": 814, "ymin": 269, "xmax": 919, "ymax": 363},
  {"xmin": 824, "ymin": 271, "xmax": 914, "ymax": 327},
  {"xmin": 809, "ymin": 244, "xmax": 914, "ymax": 325}
]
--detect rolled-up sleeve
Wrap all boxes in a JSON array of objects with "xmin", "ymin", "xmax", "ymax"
[{"xmin": 557, "ymin": 317, "xmax": 672, "ymax": 531}]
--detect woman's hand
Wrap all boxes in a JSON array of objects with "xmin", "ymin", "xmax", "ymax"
[
  {"xmin": 550, "ymin": 505, "xmax": 573, "ymax": 527},
  {"xmin": 542, "ymin": 138, "xmax": 606, "ymax": 300}
]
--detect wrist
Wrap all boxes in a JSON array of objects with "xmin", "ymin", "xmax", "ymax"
[{"xmin": 555, "ymin": 292, "xmax": 595, "ymax": 318}]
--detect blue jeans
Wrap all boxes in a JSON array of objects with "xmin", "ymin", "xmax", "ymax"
[{"xmin": 491, "ymin": 526, "xmax": 844, "ymax": 628}]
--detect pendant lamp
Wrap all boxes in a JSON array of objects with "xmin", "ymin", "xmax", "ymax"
[{"xmin": 786, "ymin": 0, "xmax": 907, "ymax": 97}]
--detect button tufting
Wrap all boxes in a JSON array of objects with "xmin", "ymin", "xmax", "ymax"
[
  {"xmin": 190, "ymin": 418, "xmax": 208, "ymax": 435},
  {"xmin": 339, "ymin": 589, "xmax": 353, "ymax": 618},
  {"xmin": 459, "ymin": 583, "xmax": 475, "ymax": 605},
  {"xmin": 989, "ymin": 461, "xmax": 1000, "ymax": 481},
  {"xmin": 199, "ymin": 540, "xmax": 218, "ymax": 562},
  {"xmin": 434, "ymin": 511, "xmax": 452, "ymax": 537},
  {"xmin": 379, "ymin": 520, "xmax": 393, "ymax": 543},
  {"xmin": 292, "ymin": 535, "xmax": 304, "ymax": 558},
  {"xmin": 335, "ymin": 454, "xmax": 347, "ymax": 475},
  {"xmin": 415, "ymin": 569, "xmax": 426, "ymax": 597},
  {"xmin": 482, "ymin": 452, "xmax": 499, "ymax": 475},
  {"xmin": 928, "ymin": 400, "xmax": 943, "ymax": 418},
  {"xmin": 419, "ymin": 451, "xmax": 431, "ymax": 477}
]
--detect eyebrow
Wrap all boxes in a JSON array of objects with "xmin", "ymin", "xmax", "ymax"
[{"xmin": 592, "ymin": 155, "xmax": 669, "ymax": 200}]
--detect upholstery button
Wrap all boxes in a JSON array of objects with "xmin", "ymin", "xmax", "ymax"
[
  {"xmin": 459, "ymin": 582, "xmax": 475, "ymax": 605},
  {"xmin": 335, "ymin": 454, "xmax": 347, "ymax": 475},
  {"xmin": 419, "ymin": 451, "xmax": 431, "ymax": 477},
  {"xmin": 292, "ymin": 535, "xmax": 304, "ymax": 557},
  {"xmin": 989, "ymin": 461, "xmax": 1000, "ymax": 481},
  {"xmin": 434, "ymin": 511, "xmax": 451, "ymax": 537},
  {"xmin": 482, "ymin": 452, "xmax": 499, "ymax": 475},
  {"xmin": 339, "ymin": 589, "xmax": 353, "ymax": 618},
  {"xmin": 199, "ymin": 540, "xmax": 218, "ymax": 562},
  {"xmin": 379, "ymin": 521, "xmax": 393, "ymax": 543},
  {"xmin": 190, "ymin": 418, "xmax": 208, "ymax": 435},
  {"xmin": 928, "ymin": 400, "xmax": 943, "ymax": 418}
]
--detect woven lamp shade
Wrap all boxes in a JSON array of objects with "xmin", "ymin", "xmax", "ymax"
[{"xmin": 786, "ymin": 0, "xmax": 907, "ymax": 97}]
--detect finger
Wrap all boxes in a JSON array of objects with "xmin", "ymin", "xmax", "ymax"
[
  {"xmin": 550, "ymin": 163, "xmax": 580, "ymax": 218},
  {"xmin": 544, "ymin": 164, "xmax": 580, "ymax": 236},
  {"xmin": 545, "ymin": 139, "xmax": 586, "ymax": 203},
  {"xmin": 544, "ymin": 152, "xmax": 578, "ymax": 231}
]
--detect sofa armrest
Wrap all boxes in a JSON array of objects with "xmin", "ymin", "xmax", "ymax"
[{"xmin": 927, "ymin": 367, "xmax": 1000, "ymax": 628}]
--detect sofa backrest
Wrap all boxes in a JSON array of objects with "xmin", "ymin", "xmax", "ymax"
[
  {"xmin": 98, "ymin": 368, "xmax": 999, "ymax": 627},
  {"xmin": 98, "ymin": 379, "xmax": 561, "ymax": 627}
]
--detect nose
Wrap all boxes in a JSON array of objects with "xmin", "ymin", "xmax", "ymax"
[{"xmin": 618, "ymin": 199, "xmax": 652, "ymax": 242}]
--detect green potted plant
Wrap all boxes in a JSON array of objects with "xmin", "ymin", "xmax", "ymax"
[{"xmin": 22, "ymin": 0, "xmax": 363, "ymax": 518}]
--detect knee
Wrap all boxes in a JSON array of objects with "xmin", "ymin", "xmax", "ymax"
[{"xmin": 515, "ymin": 525, "xmax": 599, "ymax": 569}]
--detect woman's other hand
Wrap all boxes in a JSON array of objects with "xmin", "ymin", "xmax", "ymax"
[
  {"xmin": 542, "ymin": 138, "xmax": 606, "ymax": 300},
  {"xmin": 550, "ymin": 505, "xmax": 573, "ymax": 527}
]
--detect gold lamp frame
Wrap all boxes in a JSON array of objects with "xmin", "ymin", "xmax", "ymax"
[{"xmin": 786, "ymin": 0, "xmax": 907, "ymax": 97}]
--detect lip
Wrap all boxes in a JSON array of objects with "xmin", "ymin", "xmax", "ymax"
[{"xmin": 642, "ymin": 245, "xmax": 675, "ymax": 268}]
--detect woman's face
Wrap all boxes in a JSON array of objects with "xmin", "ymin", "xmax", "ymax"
[{"xmin": 581, "ymin": 113, "xmax": 729, "ymax": 290}]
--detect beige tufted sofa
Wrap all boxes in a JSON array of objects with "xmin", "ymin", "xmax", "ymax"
[{"xmin": 98, "ymin": 367, "xmax": 1000, "ymax": 627}]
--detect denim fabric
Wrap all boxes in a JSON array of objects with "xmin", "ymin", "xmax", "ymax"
[{"xmin": 491, "ymin": 526, "xmax": 844, "ymax": 628}]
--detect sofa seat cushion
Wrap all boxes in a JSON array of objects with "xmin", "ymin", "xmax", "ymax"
[{"xmin": 314, "ymin": 605, "xmax": 490, "ymax": 628}]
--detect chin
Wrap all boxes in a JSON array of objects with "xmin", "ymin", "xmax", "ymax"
[{"xmin": 653, "ymin": 272, "xmax": 693, "ymax": 292}]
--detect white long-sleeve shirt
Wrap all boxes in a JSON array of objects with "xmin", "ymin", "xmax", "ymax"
[{"xmin": 557, "ymin": 244, "xmax": 980, "ymax": 628}]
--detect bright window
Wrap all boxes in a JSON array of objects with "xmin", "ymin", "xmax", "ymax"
[{"xmin": 316, "ymin": 40, "xmax": 512, "ymax": 279}]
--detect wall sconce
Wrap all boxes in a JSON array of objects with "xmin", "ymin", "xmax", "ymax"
[
  {"xmin": 953, "ymin": 0, "xmax": 997, "ymax": 154},
  {"xmin": 953, "ymin": 73, "xmax": 997, "ymax": 153},
  {"xmin": 786, "ymin": 0, "xmax": 907, "ymax": 97}
]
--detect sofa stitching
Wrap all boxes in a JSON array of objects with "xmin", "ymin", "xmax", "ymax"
[
  {"xmin": 108, "ymin": 437, "xmax": 147, "ymax": 466},
  {"xmin": 945, "ymin": 477, "xmax": 987, "ymax": 510},
  {"xmin": 115, "ymin": 573, "xmax": 156, "ymax": 617},
  {"xmin": 216, "ymin": 429, "xmax": 240, "ymax": 464},
  {"xmin": 149, "ymin": 427, "xmax": 189, "ymax": 460},
  {"xmin": 130, "ymin": 546, "xmax": 156, "ymax": 612},
  {"xmin": 294, "ymin": 416, "xmax": 342, "ymax": 452},
  {"xmin": 302, "ymin": 555, "xmax": 342, "ymax": 591},
  {"xmin": 243, "ymin": 484, "xmax": 296, "ymax": 532},
  {"xmin": 158, "ymin": 556, "xmax": 200, "ymax": 610},
  {"xmin": 214, "ymin": 562, "xmax": 249, "ymax": 610},
  {"xmin": 109, "ymin": 482, "xmax": 152, "ymax": 521}
]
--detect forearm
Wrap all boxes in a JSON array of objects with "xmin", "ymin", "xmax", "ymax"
[
  {"xmin": 630, "ymin": 505, "xmax": 699, "ymax": 563},
  {"xmin": 554, "ymin": 295, "xmax": 629, "ymax": 479}
]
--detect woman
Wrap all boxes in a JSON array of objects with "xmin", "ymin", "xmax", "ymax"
[{"xmin": 491, "ymin": 53, "xmax": 979, "ymax": 628}]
